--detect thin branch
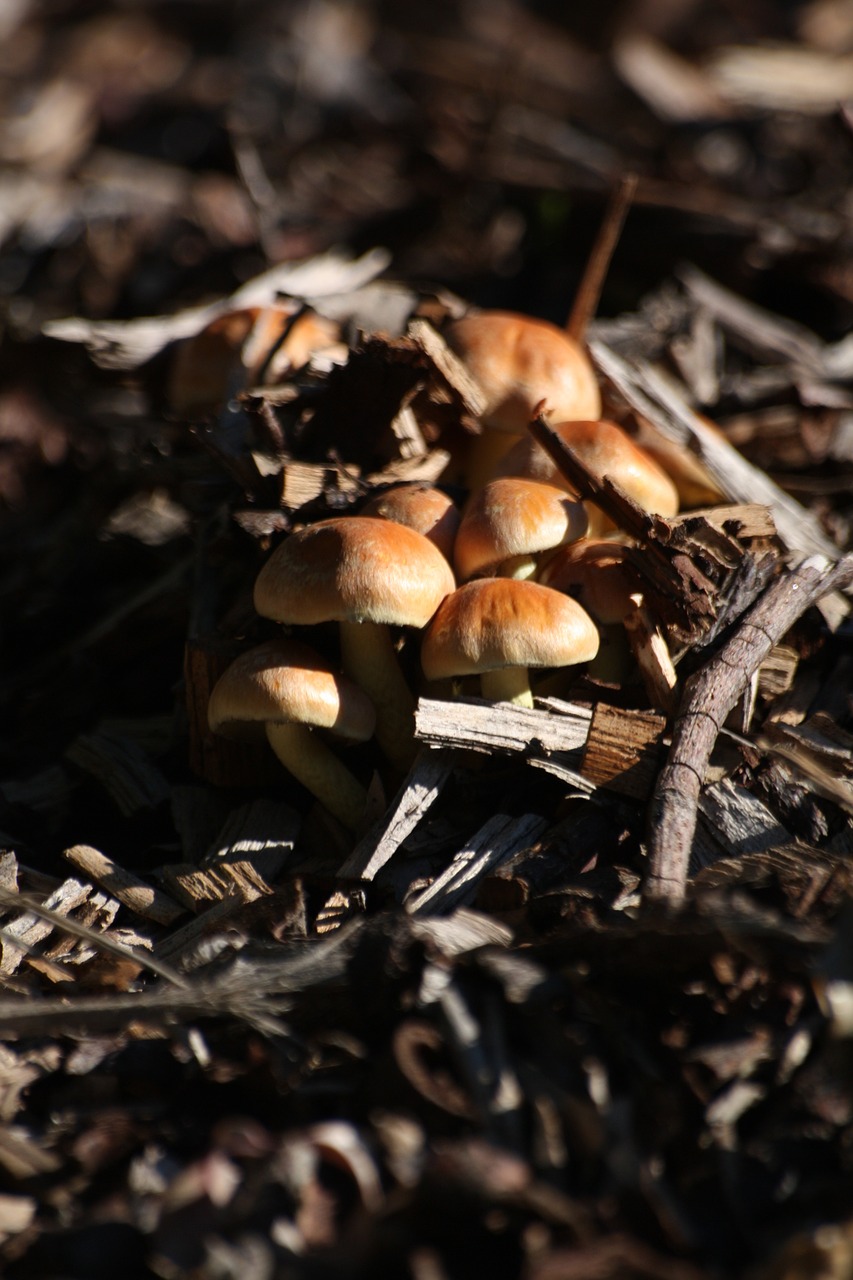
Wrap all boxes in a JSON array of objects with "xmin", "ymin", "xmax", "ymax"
[
  {"xmin": 644, "ymin": 553, "xmax": 853, "ymax": 904},
  {"xmin": 566, "ymin": 173, "xmax": 638, "ymax": 342}
]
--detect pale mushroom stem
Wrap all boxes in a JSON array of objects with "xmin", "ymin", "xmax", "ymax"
[
  {"xmin": 339, "ymin": 620, "xmax": 418, "ymax": 771},
  {"xmin": 497, "ymin": 553, "xmax": 539, "ymax": 580},
  {"xmin": 480, "ymin": 666, "xmax": 534, "ymax": 708},
  {"xmin": 265, "ymin": 721, "xmax": 369, "ymax": 832}
]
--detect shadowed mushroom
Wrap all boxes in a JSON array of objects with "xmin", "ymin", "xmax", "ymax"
[
  {"xmin": 167, "ymin": 305, "xmax": 342, "ymax": 415},
  {"xmin": 421, "ymin": 577, "xmax": 599, "ymax": 707},
  {"xmin": 254, "ymin": 517, "xmax": 456, "ymax": 771},
  {"xmin": 494, "ymin": 418, "xmax": 679, "ymax": 535},
  {"xmin": 207, "ymin": 637, "xmax": 376, "ymax": 831},
  {"xmin": 454, "ymin": 477, "xmax": 588, "ymax": 581},
  {"xmin": 444, "ymin": 310, "xmax": 602, "ymax": 490},
  {"xmin": 539, "ymin": 539, "xmax": 644, "ymax": 682},
  {"xmin": 360, "ymin": 483, "xmax": 461, "ymax": 564}
]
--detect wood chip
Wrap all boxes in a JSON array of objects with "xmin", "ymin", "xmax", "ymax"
[
  {"xmin": 159, "ymin": 861, "xmax": 274, "ymax": 913},
  {"xmin": 338, "ymin": 747, "xmax": 455, "ymax": 881},
  {"xmin": 407, "ymin": 814, "xmax": 548, "ymax": 916},
  {"xmin": 415, "ymin": 696, "xmax": 592, "ymax": 757},
  {"xmin": 581, "ymin": 704, "xmax": 667, "ymax": 799},
  {"xmin": 63, "ymin": 844, "xmax": 185, "ymax": 926}
]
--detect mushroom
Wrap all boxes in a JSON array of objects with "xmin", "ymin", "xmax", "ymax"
[
  {"xmin": 253, "ymin": 517, "xmax": 456, "ymax": 770},
  {"xmin": 421, "ymin": 577, "xmax": 599, "ymax": 707},
  {"xmin": 359, "ymin": 483, "xmax": 461, "ymax": 564},
  {"xmin": 167, "ymin": 305, "xmax": 341, "ymax": 416},
  {"xmin": 494, "ymin": 418, "xmax": 680, "ymax": 535},
  {"xmin": 207, "ymin": 637, "xmax": 376, "ymax": 831},
  {"xmin": 443, "ymin": 310, "xmax": 602, "ymax": 490},
  {"xmin": 540, "ymin": 539, "xmax": 677, "ymax": 705},
  {"xmin": 453, "ymin": 477, "xmax": 588, "ymax": 582},
  {"xmin": 539, "ymin": 539, "xmax": 644, "ymax": 682}
]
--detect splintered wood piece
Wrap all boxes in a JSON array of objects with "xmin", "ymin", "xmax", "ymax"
[
  {"xmin": 338, "ymin": 747, "xmax": 455, "ymax": 881},
  {"xmin": 159, "ymin": 861, "xmax": 274, "ymax": 913},
  {"xmin": 758, "ymin": 714, "xmax": 853, "ymax": 813},
  {"xmin": 646, "ymin": 552, "xmax": 853, "ymax": 903},
  {"xmin": 404, "ymin": 318, "xmax": 488, "ymax": 419},
  {"xmin": 201, "ymin": 798, "xmax": 302, "ymax": 882},
  {"xmin": 588, "ymin": 338, "xmax": 843, "ymax": 568},
  {"xmin": 63, "ymin": 844, "xmax": 185, "ymax": 926},
  {"xmin": 756, "ymin": 644, "xmax": 799, "ymax": 701},
  {"xmin": 407, "ymin": 814, "xmax": 548, "ymax": 916},
  {"xmin": 151, "ymin": 897, "xmax": 247, "ymax": 964},
  {"xmin": 415, "ymin": 696, "xmax": 592, "ymax": 757},
  {"xmin": 0, "ymin": 879, "xmax": 92, "ymax": 976},
  {"xmin": 696, "ymin": 779, "xmax": 792, "ymax": 865},
  {"xmin": 280, "ymin": 460, "xmax": 361, "ymax": 511},
  {"xmin": 580, "ymin": 703, "xmax": 667, "ymax": 799},
  {"xmin": 623, "ymin": 602, "xmax": 678, "ymax": 714},
  {"xmin": 364, "ymin": 448, "xmax": 453, "ymax": 487},
  {"xmin": 389, "ymin": 404, "xmax": 428, "ymax": 458}
]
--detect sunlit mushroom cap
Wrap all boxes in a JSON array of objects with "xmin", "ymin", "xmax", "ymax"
[
  {"xmin": 454, "ymin": 477, "xmax": 588, "ymax": 581},
  {"xmin": 421, "ymin": 578, "xmax": 599, "ymax": 679},
  {"xmin": 359, "ymin": 483, "xmax": 461, "ymax": 563},
  {"xmin": 539, "ymin": 540, "xmax": 644, "ymax": 625},
  {"xmin": 207, "ymin": 638, "xmax": 376, "ymax": 742},
  {"xmin": 254, "ymin": 517, "xmax": 456, "ymax": 628},
  {"xmin": 444, "ymin": 311, "xmax": 601, "ymax": 433},
  {"xmin": 495, "ymin": 419, "xmax": 680, "ymax": 518}
]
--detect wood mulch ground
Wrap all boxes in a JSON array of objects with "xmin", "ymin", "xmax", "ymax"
[{"xmin": 1, "ymin": 2, "xmax": 853, "ymax": 1276}]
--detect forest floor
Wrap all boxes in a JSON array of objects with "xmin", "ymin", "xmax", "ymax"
[{"xmin": 2, "ymin": 3, "xmax": 853, "ymax": 1277}]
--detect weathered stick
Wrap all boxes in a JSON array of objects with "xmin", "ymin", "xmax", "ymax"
[{"xmin": 644, "ymin": 553, "xmax": 853, "ymax": 903}]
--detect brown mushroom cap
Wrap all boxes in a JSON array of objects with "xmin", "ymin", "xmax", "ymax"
[
  {"xmin": 495, "ymin": 419, "xmax": 680, "ymax": 518},
  {"xmin": 421, "ymin": 578, "xmax": 599, "ymax": 680},
  {"xmin": 208, "ymin": 637, "xmax": 376, "ymax": 741},
  {"xmin": 359, "ymin": 484, "xmax": 461, "ymax": 563},
  {"xmin": 454, "ymin": 477, "xmax": 588, "ymax": 581},
  {"xmin": 539, "ymin": 540, "xmax": 644, "ymax": 625},
  {"xmin": 444, "ymin": 311, "xmax": 601, "ymax": 434},
  {"xmin": 254, "ymin": 517, "xmax": 456, "ymax": 628}
]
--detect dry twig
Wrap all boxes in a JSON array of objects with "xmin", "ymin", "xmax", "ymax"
[{"xmin": 645, "ymin": 553, "xmax": 853, "ymax": 903}]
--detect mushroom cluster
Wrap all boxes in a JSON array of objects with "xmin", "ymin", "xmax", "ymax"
[{"xmin": 204, "ymin": 302, "xmax": 686, "ymax": 827}]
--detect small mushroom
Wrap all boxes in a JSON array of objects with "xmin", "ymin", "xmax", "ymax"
[
  {"xmin": 539, "ymin": 539, "xmax": 644, "ymax": 682},
  {"xmin": 254, "ymin": 517, "xmax": 456, "ymax": 770},
  {"xmin": 444, "ymin": 310, "xmax": 602, "ymax": 490},
  {"xmin": 207, "ymin": 637, "xmax": 376, "ymax": 831},
  {"xmin": 359, "ymin": 483, "xmax": 461, "ymax": 564},
  {"xmin": 421, "ymin": 577, "xmax": 599, "ymax": 707},
  {"xmin": 494, "ymin": 418, "xmax": 679, "ymax": 535},
  {"xmin": 454, "ymin": 477, "xmax": 588, "ymax": 582}
]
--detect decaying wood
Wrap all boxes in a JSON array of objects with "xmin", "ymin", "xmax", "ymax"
[
  {"xmin": 0, "ymin": 879, "xmax": 94, "ymax": 977},
  {"xmin": 696, "ymin": 779, "xmax": 792, "ymax": 862},
  {"xmin": 588, "ymin": 338, "xmax": 844, "ymax": 568},
  {"xmin": 758, "ymin": 714, "xmax": 853, "ymax": 813},
  {"xmin": 580, "ymin": 704, "xmax": 667, "ymax": 799},
  {"xmin": 338, "ymin": 747, "xmax": 455, "ymax": 880},
  {"xmin": 414, "ymin": 696, "xmax": 592, "ymax": 757},
  {"xmin": 159, "ymin": 861, "xmax": 275, "ymax": 912},
  {"xmin": 407, "ymin": 814, "xmax": 548, "ymax": 916},
  {"xmin": 62, "ymin": 844, "xmax": 185, "ymax": 926},
  {"xmin": 527, "ymin": 413, "xmax": 779, "ymax": 643},
  {"xmin": 623, "ymin": 603, "xmax": 678, "ymax": 712},
  {"xmin": 200, "ymin": 798, "xmax": 302, "ymax": 879},
  {"xmin": 646, "ymin": 552, "xmax": 853, "ymax": 903}
]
